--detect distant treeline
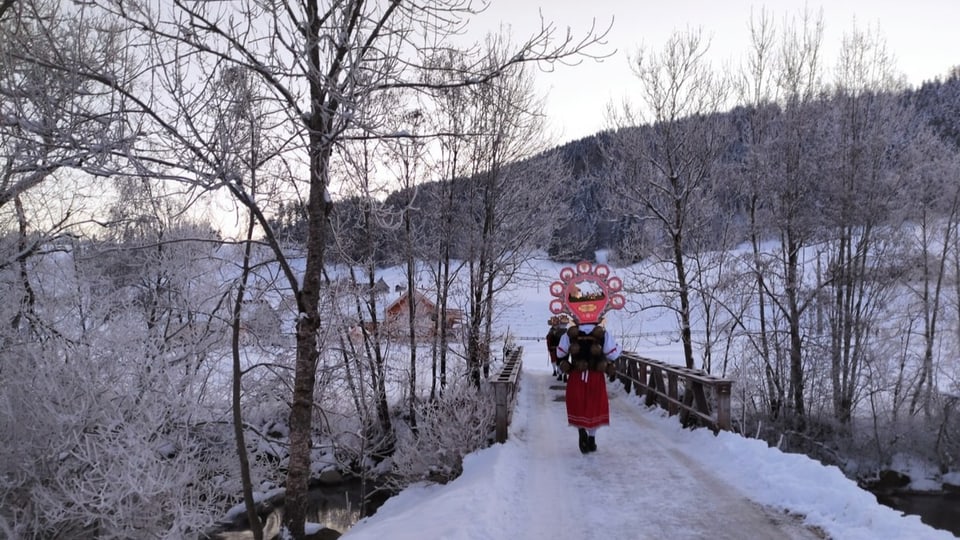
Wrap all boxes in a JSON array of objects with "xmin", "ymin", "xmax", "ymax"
[{"xmin": 270, "ymin": 72, "xmax": 960, "ymax": 266}]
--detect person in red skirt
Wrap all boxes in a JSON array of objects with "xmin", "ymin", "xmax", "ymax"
[{"xmin": 555, "ymin": 316, "xmax": 620, "ymax": 453}]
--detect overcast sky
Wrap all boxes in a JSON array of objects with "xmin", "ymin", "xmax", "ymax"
[{"xmin": 467, "ymin": 0, "xmax": 960, "ymax": 145}]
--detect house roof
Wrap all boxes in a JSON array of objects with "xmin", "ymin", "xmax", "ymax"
[{"xmin": 385, "ymin": 290, "xmax": 436, "ymax": 313}]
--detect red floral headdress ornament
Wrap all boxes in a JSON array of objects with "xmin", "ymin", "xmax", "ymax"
[{"xmin": 548, "ymin": 261, "xmax": 625, "ymax": 325}]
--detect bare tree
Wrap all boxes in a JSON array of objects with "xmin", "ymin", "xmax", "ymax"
[
  {"xmin": 458, "ymin": 34, "xmax": 566, "ymax": 387},
  {"xmin": 212, "ymin": 65, "xmax": 273, "ymax": 540},
  {"xmin": 330, "ymin": 136, "xmax": 398, "ymax": 457},
  {"xmin": 0, "ymin": 0, "xmax": 133, "ymax": 333},
  {"xmin": 902, "ymin": 137, "xmax": 960, "ymax": 418},
  {"xmin": 388, "ymin": 106, "xmax": 428, "ymax": 432},
  {"xmin": 608, "ymin": 28, "xmax": 731, "ymax": 370},
  {"xmin": 763, "ymin": 9, "xmax": 828, "ymax": 426},
  {"xmin": 422, "ymin": 50, "xmax": 473, "ymax": 398},
  {"xmin": 730, "ymin": 7, "xmax": 786, "ymax": 418},
  {"xmin": 821, "ymin": 24, "xmax": 912, "ymax": 425},
  {"xmin": 68, "ymin": 1, "xmax": 610, "ymax": 535}
]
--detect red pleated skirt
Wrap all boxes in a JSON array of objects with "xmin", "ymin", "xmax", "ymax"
[{"xmin": 565, "ymin": 369, "xmax": 610, "ymax": 429}]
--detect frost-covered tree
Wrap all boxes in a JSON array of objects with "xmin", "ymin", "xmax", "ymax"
[
  {"xmin": 1, "ymin": 3, "xmax": 238, "ymax": 536},
  {"xmin": 71, "ymin": 0, "xmax": 609, "ymax": 535},
  {"xmin": 760, "ymin": 10, "xmax": 831, "ymax": 427},
  {"xmin": 728, "ymin": 8, "xmax": 788, "ymax": 419},
  {"xmin": 0, "ymin": 0, "xmax": 133, "ymax": 331},
  {"xmin": 458, "ymin": 34, "xmax": 570, "ymax": 387},
  {"xmin": 608, "ymin": 28, "xmax": 731, "ymax": 371},
  {"xmin": 818, "ymin": 23, "xmax": 913, "ymax": 425}
]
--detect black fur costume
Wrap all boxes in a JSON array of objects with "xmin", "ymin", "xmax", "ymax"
[{"xmin": 558, "ymin": 325, "xmax": 616, "ymax": 377}]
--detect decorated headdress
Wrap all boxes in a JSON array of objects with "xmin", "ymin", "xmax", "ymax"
[{"xmin": 548, "ymin": 261, "xmax": 625, "ymax": 325}]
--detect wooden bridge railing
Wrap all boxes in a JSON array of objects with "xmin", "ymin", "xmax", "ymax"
[
  {"xmin": 491, "ymin": 346, "xmax": 523, "ymax": 443},
  {"xmin": 613, "ymin": 352, "xmax": 734, "ymax": 432}
]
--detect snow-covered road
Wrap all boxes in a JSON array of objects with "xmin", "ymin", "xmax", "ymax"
[
  {"xmin": 503, "ymin": 371, "xmax": 822, "ymax": 540},
  {"xmin": 344, "ymin": 362, "xmax": 823, "ymax": 539}
]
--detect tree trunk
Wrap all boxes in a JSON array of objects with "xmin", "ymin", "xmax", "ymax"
[
  {"xmin": 673, "ymin": 230, "xmax": 695, "ymax": 370},
  {"xmin": 785, "ymin": 233, "xmax": 806, "ymax": 426},
  {"xmin": 405, "ymin": 208, "xmax": 418, "ymax": 433},
  {"xmin": 231, "ymin": 209, "xmax": 263, "ymax": 540},
  {"xmin": 284, "ymin": 130, "xmax": 332, "ymax": 537}
]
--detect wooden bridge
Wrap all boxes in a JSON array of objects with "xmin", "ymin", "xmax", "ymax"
[
  {"xmin": 344, "ymin": 342, "xmax": 945, "ymax": 539},
  {"xmin": 492, "ymin": 346, "xmax": 734, "ymax": 441},
  {"xmin": 350, "ymin": 346, "xmax": 830, "ymax": 539}
]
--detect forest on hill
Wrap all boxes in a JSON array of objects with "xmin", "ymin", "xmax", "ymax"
[{"xmin": 273, "ymin": 72, "xmax": 960, "ymax": 267}]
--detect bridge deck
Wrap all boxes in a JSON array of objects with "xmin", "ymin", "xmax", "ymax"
[
  {"xmin": 346, "ymin": 362, "xmax": 823, "ymax": 539},
  {"xmin": 494, "ymin": 371, "xmax": 821, "ymax": 540}
]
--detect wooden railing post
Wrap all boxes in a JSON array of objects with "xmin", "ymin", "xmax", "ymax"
[
  {"xmin": 715, "ymin": 381, "xmax": 732, "ymax": 431},
  {"xmin": 494, "ymin": 381, "xmax": 509, "ymax": 443},
  {"xmin": 667, "ymin": 372, "xmax": 679, "ymax": 416},
  {"xmin": 622, "ymin": 358, "xmax": 633, "ymax": 393},
  {"xmin": 491, "ymin": 346, "xmax": 523, "ymax": 443},
  {"xmin": 637, "ymin": 362, "xmax": 647, "ymax": 397}
]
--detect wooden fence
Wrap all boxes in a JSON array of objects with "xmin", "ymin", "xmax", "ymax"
[
  {"xmin": 491, "ymin": 346, "xmax": 523, "ymax": 443},
  {"xmin": 489, "ymin": 346, "xmax": 734, "ymax": 442},
  {"xmin": 612, "ymin": 352, "xmax": 734, "ymax": 432}
]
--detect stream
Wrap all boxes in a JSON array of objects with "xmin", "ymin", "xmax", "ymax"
[
  {"xmin": 206, "ymin": 480, "xmax": 392, "ymax": 539},
  {"xmin": 876, "ymin": 491, "xmax": 960, "ymax": 538}
]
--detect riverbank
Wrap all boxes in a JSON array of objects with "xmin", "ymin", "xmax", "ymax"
[{"xmin": 205, "ymin": 478, "xmax": 393, "ymax": 539}]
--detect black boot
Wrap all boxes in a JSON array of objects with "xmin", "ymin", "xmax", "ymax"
[
  {"xmin": 587, "ymin": 435, "xmax": 597, "ymax": 453},
  {"xmin": 578, "ymin": 428, "xmax": 590, "ymax": 454}
]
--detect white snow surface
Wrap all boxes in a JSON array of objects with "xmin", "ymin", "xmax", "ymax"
[
  {"xmin": 343, "ymin": 363, "xmax": 953, "ymax": 539},
  {"xmin": 341, "ymin": 257, "xmax": 955, "ymax": 540}
]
